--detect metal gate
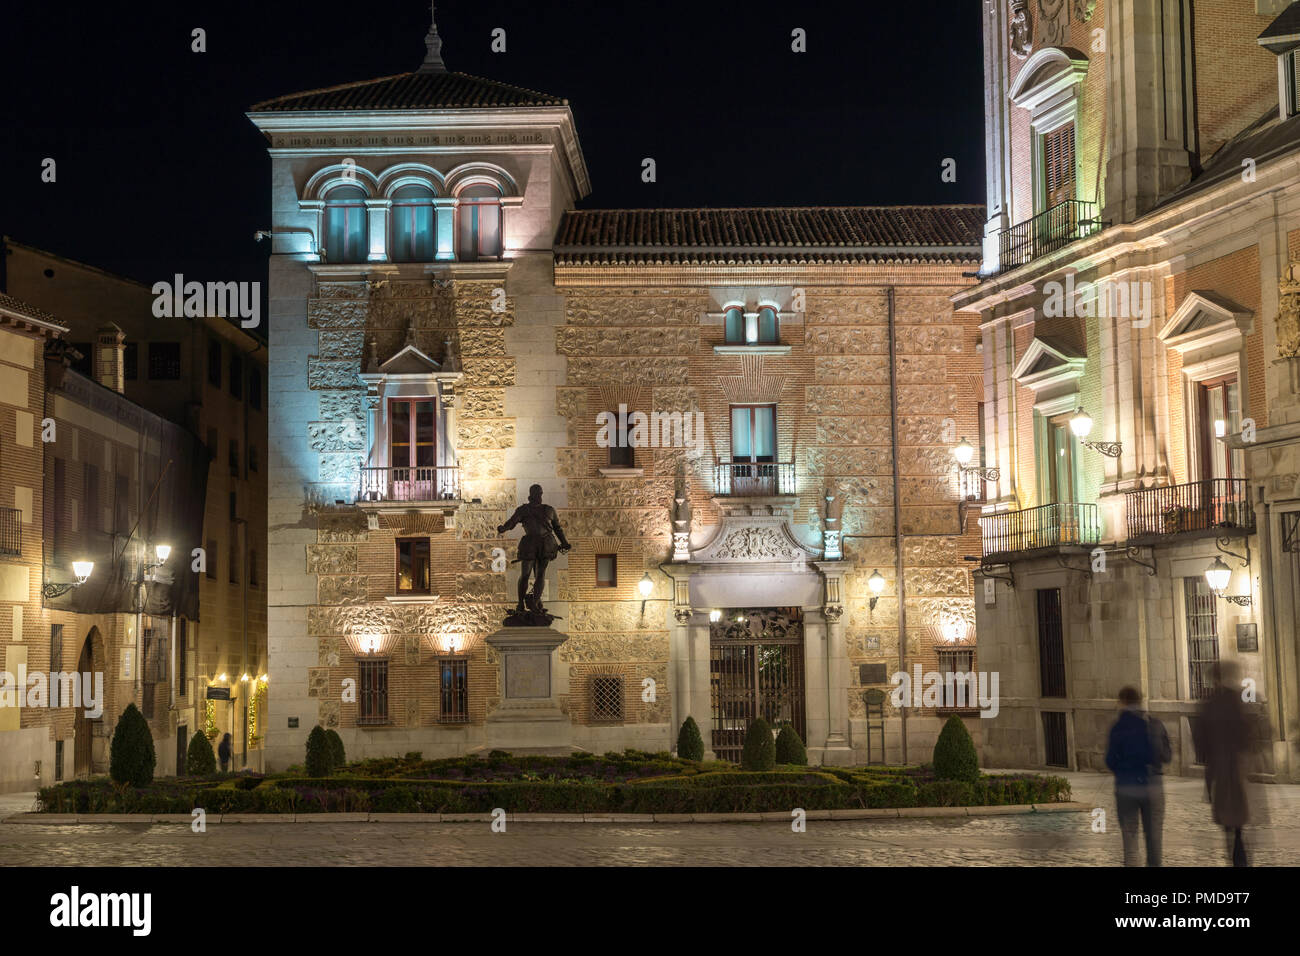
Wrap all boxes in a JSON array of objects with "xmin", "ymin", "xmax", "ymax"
[{"xmin": 709, "ymin": 607, "xmax": 806, "ymax": 763}]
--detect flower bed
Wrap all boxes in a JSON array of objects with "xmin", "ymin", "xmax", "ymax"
[{"xmin": 35, "ymin": 752, "xmax": 1070, "ymax": 815}]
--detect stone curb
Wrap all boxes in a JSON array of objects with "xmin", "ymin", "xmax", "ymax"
[{"xmin": 2, "ymin": 802, "xmax": 1088, "ymax": 825}]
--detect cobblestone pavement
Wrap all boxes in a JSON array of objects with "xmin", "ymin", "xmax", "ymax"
[{"xmin": 1, "ymin": 772, "xmax": 1295, "ymax": 866}]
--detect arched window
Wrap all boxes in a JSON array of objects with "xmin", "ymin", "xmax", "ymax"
[
  {"xmin": 390, "ymin": 184, "xmax": 436, "ymax": 262},
  {"xmin": 457, "ymin": 184, "xmax": 502, "ymax": 260},
  {"xmin": 757, "ymin": 307, "xmax": 778, "ymax": 343},
  {"xmin": 724, "ymin": 307, "xmax": 744, "ymax": 343},
  {"xmin": 323, "ymin": 184, "xmax": 367, "ymax": 263}
]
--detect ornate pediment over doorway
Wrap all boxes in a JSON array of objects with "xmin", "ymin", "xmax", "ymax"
[{"xmin": 690, "ymin": 509, "xmax": 821, "ymax": 567}]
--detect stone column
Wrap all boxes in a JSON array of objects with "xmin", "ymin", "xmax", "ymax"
[
  {"xmin": 816, "ymin": 561, "xmax": 853, "ymax": 766},
  {"xmin": 365, "ymin": 199, "xmax": 390, "ymax": 262},
  {"xmin": 434, "ymin": 199, "xmax": 456, "ymax": 260},
  {"xmin": 688, "ymin": 621, "xmax": 715, "ymax": 760}
]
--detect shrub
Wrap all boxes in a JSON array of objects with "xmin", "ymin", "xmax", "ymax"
[
  {"xmin": 932, "ymin": 715, "xmax": 979, "ymax": 783},
  {"xmin": 325, "ymin": 729, "xmax": 346, "ymax": 770},
  {"xmin": 676, "ymin": 716, "xmax": 705, "ymax": 761},
  {"xmin": 305, "ymin": 726, "xmax": 333, "ymax": 777},
  {"xmin": 740, "ymin": 718, "xmax": 775, "ymax": 771},
  {"xmin": 109, "ymin": 703, "xmax": 156, "ymax": 787},
  {"xmin": 185, "ymin": 732, "xmax": 216, "ymax": 776},
  {"xmin": 774, "ymin": 723, "xmax": 807, "ymax": 766},
  {"xmin": 917, "ymin": 780, "xmax": 975, "ymax": 807}
]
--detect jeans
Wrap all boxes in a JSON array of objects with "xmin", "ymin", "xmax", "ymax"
[{"xmin": 1116, "ymin": 782, "xmax": 1164, "ymax": 866}]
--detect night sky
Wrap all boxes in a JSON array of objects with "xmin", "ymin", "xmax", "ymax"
[{"xmin": 0, "ymin": 0, "xmax": 984, "ymax": 293}]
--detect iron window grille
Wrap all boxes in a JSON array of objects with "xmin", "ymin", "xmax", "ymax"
[
  {"xmin": 1185, "ymin": 577, "xmax": 1219, "ymax": 700},
  {"xmin": 439, "ymin": 659, "xmax": 469, "ymax": 723},
  {"xmin": 0, "ymin": 506, "xmax": 20, "ymax": 556},
  {"xmin": 50, "ymin": 625, "xmax": 64, "ymax": 706},
  {"xmin": 358, "ymin": 658, "xmax": 390, "ymax": 725},
  {"xmin": 591, "ymin": 675, "xmax": 624, "ymax": 722},
  {"xmin": 148, "ymin": 342, "xmax": 182, "ymax": 380}
]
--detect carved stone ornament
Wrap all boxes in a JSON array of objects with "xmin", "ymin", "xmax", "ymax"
[
  {"xmin": 710, "ymin": 527, "xmax": 800, "ymax": 562},
  {"xmin": 1278, "ymin": 261, "xmax": 1300, "ymax": 359},
  {"xmin": 1036, "ymin": 0, "xmax": 1068, "ymax": 48},
  {"xmin": 823, "ymin": 605, "xmax": 844, "ymax": 623},
  {"xmin": 1072, "ymin": 0, "xmax": 1095, "ymax": 22},
  {"xmin": 674, "ymin": 607, "xmax": 692, "ymax": 625},
  {"xmin": 1010, "ymin": 0, "xmax": 1032, "ymax": 59}
]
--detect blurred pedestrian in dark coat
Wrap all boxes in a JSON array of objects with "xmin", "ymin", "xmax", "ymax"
[
  {"xmin": 1194, "ymin": 661, "xmax": 1251, "ymax": 866},
  {"xmin": 218, "ymin": 733, "xmax": 233, "ymax": 773},
  {"xmin": 1106, "ymin": 686, "xmax": 1160, "ymax": 866}
]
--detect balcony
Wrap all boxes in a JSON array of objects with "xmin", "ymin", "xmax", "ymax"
[
  {"xmin": 981, "ymin": 502, "xmax": 1100, "ymax": 562},
  {"xmin": 0, "ymin": 507, "xmax": 19, "ymax": 556},
  {"xmin": 997, "ymin": 200, "xmax": 1102, "ymax": 274},
  {"xmin": 1125, "ymin": 479, "xmax": 1254, "ymax": 544},
  {"xmin": 357, "ymin": 465, "xmax": 461, "ymax": 512},
  {"xmin": 713, "ymin": 461, "xmax": 795, "ymax": 497}
]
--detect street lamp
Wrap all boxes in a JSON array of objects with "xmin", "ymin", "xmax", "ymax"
[
  {"xmin": 638, "ymin": 572, "xmax": 654, "ymax": 614},
  {"xmin": 951, "ymin": 438, "xmax": 1000, "ymax": 482},
  {"xmin": 709, "ymin": 609, "xmax": 722, "ymax": 623},
  {"xmin": 868, "ymin": 569, "xmax": 886, "ymax": 612},
  {"xmin": 1069, "ymin": 407, "xmax": 1123, "ymax": 458},
  {"xmin": 1205, "ymin": 556, "xmax": 1251, "ymax": 606},
  {"xmin": 43, "ymin": 560, "xmax": 94, "ymax": 599},
  {"xmin": 155, "ymin": 544, "xmax": 171, "ymax": 564}
]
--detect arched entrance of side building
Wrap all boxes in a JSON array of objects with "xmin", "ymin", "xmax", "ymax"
[{"xmin": 74, "ymin": 626, "xmax": 106, "ymax": 777}]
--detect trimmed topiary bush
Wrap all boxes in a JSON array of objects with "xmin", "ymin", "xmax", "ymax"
[
  {"xmin": 109, "ymin": 703, "xmax": 156, "ymax": 787},
  {"xmin": 185, "ymin": 731, "xmax": 216, "ymax": 776},
  {"xmin": 774, "ymin": 723, "xmax": 807, "ymax": 765},
  {"xmin": 305, "ymin": 726, "xmax": 333, "ymax": 777},
  {"xmin": 325, "ymin": 729, "xmax": 346, "ymax": 770},
  {"xmin": 676, "ymin": 716, "xmax": 704, "ymax": 761},
  {"xmin": 933, "ymin": 714, "xmax": 979, "ymax": 783},
  {"xmin": 740, "ymin": 717, "xmax": 775, "ymax": 771}
]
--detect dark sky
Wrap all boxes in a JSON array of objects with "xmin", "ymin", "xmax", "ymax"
[{"xmin": 0, "ymin": 0, "xmax": 984, "ymax": 290}]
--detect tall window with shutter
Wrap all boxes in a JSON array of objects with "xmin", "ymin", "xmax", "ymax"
[{"xmin": 1042, "ymin": 123, "xmax": 1076, "ymax": 210}]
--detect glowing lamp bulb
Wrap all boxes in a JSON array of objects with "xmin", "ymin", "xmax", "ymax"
[
  {"xmin": 638, "ymin": 573, "xmax": 654, "ymax": 598},
  {"xmin": 155, "ymin": 544, "xmax": 171, "ymax": 564},
  {"xmin": 1204, "ymin": 556, "xmax": 1232, "ymax": 594},
  {"xmin": 240, "ymin": 673, "xmax": 250, "ymax": 682},
  {"xmin": 952, "ymin": 438, "xmax": 974, "ymax": 467},
  {"xmin": 1214, "ymin": 419, "xmax": 1227, "ymax": 438},
  {"xmin": 72, "ymin": 561, "xmax": 94, "ymax": 583},
  {"xmin": 709, "ymin": 609, "xmax": 722, "ymax": 623},
  {"xmin": 1069, "ymin": 407, "xmax": 1093, "ymax": 439},
  {"xmin": 218, "ymin": 673, "xmax": 228, "ymax": 682},
  {"xmin": 868, "ymin": 570, "xmax": 886, "ymax": 595}
]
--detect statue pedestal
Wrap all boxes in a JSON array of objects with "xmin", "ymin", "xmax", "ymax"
[{"xmin": 484, "ymin": 626, "xmax": 571, "ymax": 750}]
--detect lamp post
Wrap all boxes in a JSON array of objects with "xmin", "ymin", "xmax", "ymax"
[
  {"xmin": 951, "ymin": 438, "xmax": 1000, "ymax": 482},
  {"xmin": 1069, "ymin": 407, "xmax": 1123, "ymax": 458}
]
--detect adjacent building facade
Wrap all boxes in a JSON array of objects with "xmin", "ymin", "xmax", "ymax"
[
  {"xmin": 1, "ymin": 240, "xmax": 270, "ymax": 773},
  {"xmin": 0, "ymin": 293, "xmax": 207, "ymax": 791},
  {"xmin": 956, "ymin": 0, "xmax": 1300, "ymax": 780},
  {"xmin": 251, "ymin": 13, "xmax": 988, "ymax": 769}
]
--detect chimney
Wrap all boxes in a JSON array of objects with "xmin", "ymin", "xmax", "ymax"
[{"xmin": 95, "ymin": 323, "xmax": 125, "ymax": 394}]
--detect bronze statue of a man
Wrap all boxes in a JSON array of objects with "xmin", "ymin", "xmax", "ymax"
[{"xmin": 497, "ymin": 484, "xmax": 570, "ymax": 614}]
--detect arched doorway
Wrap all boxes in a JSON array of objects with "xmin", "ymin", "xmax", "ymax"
[{"xmin": 73, "ymin": 627, "xmax": 105, "ymax": 776}]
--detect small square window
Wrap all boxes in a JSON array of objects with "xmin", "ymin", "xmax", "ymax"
[
  {"xmin": 248, "ymin": 444, "xmax": 258, "ymax": 473},
  {"xmin": 440, "ymin": 659, "xmax": 469, "ymax": 723},
  {"xmin": 123, "ymin": 342, "xmax": 138, "ymax": 381},
  {"xmin": 148, "ymin": 342, "xmax": 182, "ymax": 380},
  {"xmin": 596, "ymin": 554, "xmax": 617, "ymax": 587},
  {"xmin": 591, "ymin": 676, "xmax": 624, "ymax": 722},
  {"xmin": 359, "ymin": 658, "xmax": 389, "ymax": 725}
]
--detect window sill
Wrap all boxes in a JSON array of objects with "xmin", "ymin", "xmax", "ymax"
[
  {"xmin": 384, "ymin": 593, "xmax": 441, "ymax": 605},
  {"xmin": 713, "ymin": 345, "xmax": 791, "ymax": 356},
  {"xmin": 598, "ymin": 468, "xmax": 644, "ymax": 479}
]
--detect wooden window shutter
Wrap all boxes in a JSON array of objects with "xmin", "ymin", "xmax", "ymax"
[{"xmin": 1044, "ymin": 124, "xmax": 1076, "ymax": 208}]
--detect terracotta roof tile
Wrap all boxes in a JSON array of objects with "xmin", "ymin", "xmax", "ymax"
[
  {"xmin": 554, "ymin": 205, "xmax": 984, "ymax": 264},
  {"xmin": 0, "ymin": 292, "xmax": 64, "ymax": 329},
  {"xmin": 249, "ymin": 71, "xmax": 567, "ymax": 112}
]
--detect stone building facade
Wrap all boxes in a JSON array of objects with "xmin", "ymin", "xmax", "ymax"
[
  {"xmin": 0, "ymin": 293, "xmax": 207, "ymax": 791},
  {"xmin": 250, "ymin": 13, "xmax": 987, "ymax": 769},
  {"xmin": 955, "ymin": 0, "xmax": 1300, "ymax": 780},
  {"xmin": 2, "ymin": 240, "xmax": 270, "ymax": 769}
]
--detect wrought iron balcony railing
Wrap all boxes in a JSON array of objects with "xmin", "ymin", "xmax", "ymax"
[
  {"xmin": 981, "ymin": 502, "xmax": 1100, "ymax": 560},
  {"xmin": 713, "ymin": 460, "xmax": 795, "ymax": 497},
  {"xmin": 358, "ymin": 465, "xmax": 460, "ymax": 504},
  {"xmin": 0, "ymin": 507, "xmax": 20, "ymax": 556},
  {"xmin": 1125, "ymin": 479, "xmax": 1254, "ymax": 542},
  {"xmin": 997, "ymin": 200, "xmax": 1102, "ymax": 273}
]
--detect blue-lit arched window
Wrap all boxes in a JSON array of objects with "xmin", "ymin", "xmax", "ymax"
[
  {"xmin": 757, "ymin": 307, "xmax": 779, "ymax": 343},
  {"xmin": 724, "ymin": 307, "xmax": 745, "ymax": 343},
  {"xmin": 324, "ymin": 184, "xmax": 367, "ymax": 263},
  {"xmin": 391, "ymin": 184, "xmax": 436, "ymax": 262},
  {"xmin": 457, "ymin": 184, "xmax": 502, "ymax": 260}
]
